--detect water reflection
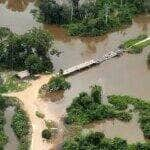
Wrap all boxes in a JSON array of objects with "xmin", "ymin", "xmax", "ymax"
[
  {"xmin": 85, "ymin": 113, "xmax": 145, "ymax": 144},
  {"xmin": 0, "ymin": 0, "xmax": 34, "ymax": 12},
  {"xmin": 50, "ymin": 15, "xmax": 150, "ymax": 73},
  {"xmin": 134, "ymin": 14, "xmax": 150, "ymax": 34},
  {"xmin": 44, "ymin": 24, "xmax": 108, "ymax": 57},
  {"xmin": 44, "ymin": 90, "xmax": 64, "ymax": 102},
  {"xmin": 0, "ymin": 1, "xmax": 41, "ymax": 33}
]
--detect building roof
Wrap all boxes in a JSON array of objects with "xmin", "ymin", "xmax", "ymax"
[{"xmin": 16, "ymin": 70, "xmax": 30, "ymax": 79}]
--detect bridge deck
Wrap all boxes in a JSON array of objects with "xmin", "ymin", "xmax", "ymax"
[{"xmin": 62, "ymin": 49, "xmax": 122, "ymax": 76}]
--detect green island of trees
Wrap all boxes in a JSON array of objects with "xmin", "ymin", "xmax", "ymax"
[
  {"xmin": 63, "ymin": 86, "xmax": 150, "ymax": 149},
  {"xmin": 0, "ymin": 27, "xmax": 54, "ymax": 74},
  {"xmin": 65, "ymin": 85, "xmax": 132, "ymax": 125},
  {"xmin": 32, "ymin": 0, "xmax": 146, "ymax": 36},
  {"xmin": 0, "ymin": 74, "xmax": 29, "ymax": 94},
  {"xmin": 40, "ymin": 75, "xmax": 71, "ymax": 94},
  {"xmin": 63, "ymin": 131, "xmax": 150, "ymax": 150},
  {"xmin": 0, "ymin": 95, "xmax": 30, "ymax": 150},
  {"xmin": 65, "ymin": 85, "xmax": 150, "ymax": 139}
]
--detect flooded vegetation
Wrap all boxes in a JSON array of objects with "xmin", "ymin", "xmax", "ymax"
[
  {"xmin": 4, "ymin": 107, "xmax": 19, "ymax": 150},
  {"xmin": 0, "ymin": 96, "xmax": 30, "ymax": 150},
  {"xmin": 86, "ymin": 114, "xmax": 145, "ymax": 144},
  {"xmin": 0, "ymin": 0, "xmax": 150, "ymax": 149}
]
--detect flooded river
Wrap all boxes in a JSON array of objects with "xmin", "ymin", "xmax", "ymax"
[
  {"xmin": 85, "ymin": 113, "xmax": 145, "ymax": 144},
  {"xmin": 0, "ymin": 0, "xmax": 150, "ymax": 148},
  {"xmin": 4, "ymin": 107, "xmax": 19, "ymax": 150}
]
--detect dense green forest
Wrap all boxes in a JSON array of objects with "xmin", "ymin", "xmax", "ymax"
[
  {"xmin": 0, "ymin": 27, "xmax": 54, "ymax": 74},
  {"xmin": 32, "ymin": 0, "xmax": 147, "ymax": 36},
  {"xmin": 65, "ymin": 86, "xmax": 132, "ymax": 125}
]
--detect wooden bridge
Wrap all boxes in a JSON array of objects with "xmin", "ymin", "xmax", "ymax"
[{"xmin": 59, "ymin": 49, "xmax": 123, "ymax": 76}]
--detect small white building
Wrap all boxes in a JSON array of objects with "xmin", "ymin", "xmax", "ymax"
[{"xmin": 16, "ymin": 70, "xmax": 30, "ymax": 79}]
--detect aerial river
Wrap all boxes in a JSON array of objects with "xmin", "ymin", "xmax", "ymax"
[{"xmin": 0, "ymin": 0, "xmax": 150, "ymax": 149}]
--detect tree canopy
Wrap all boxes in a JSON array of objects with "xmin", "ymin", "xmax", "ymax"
[
  {"xmin": 32, "ymin": 0, "xmax": 147, "ymax": 36},
  {"xmin": 63, "ymin": 131, "xmax": 150, "ymax": 150},
  {"xmin": 0, "ymin": 27, "xmax": 54, "ymax": 74},
  {"xmin": 65, "ymin": 86, "xmax": 132, "ymax": 125}
]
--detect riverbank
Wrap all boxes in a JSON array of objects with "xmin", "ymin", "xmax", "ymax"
[
  {"xmin": 6, "ymin": 75, "xmax": 60, "ymax": 150},
  {"xmin": 0, "ymin": 1, "xmax": 150, "ymax": 149},
  {"xmin": 121, "ymin": 35, "xmax": 150, "ymax": 53}
]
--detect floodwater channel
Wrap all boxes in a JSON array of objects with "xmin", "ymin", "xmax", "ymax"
[
  {"xmin": 4, "ymin": 107, "xmax": 19, "ymax": 150},
  {"xmin": 0, "ymin": 0, "xmax": 150, "ymax": 149}
]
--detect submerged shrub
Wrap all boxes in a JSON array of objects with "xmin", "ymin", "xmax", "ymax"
[
  {"xmin": 42, "ymin": 129, "xmax": 52, "ymax": 140},
  {"xmin": 91, "ymin": 85, "xmax": 102, "ymax": 104},
  {"xmin": 147, "ymin": 52, "xmax": 150, "ymax": 69},
  {"xmin": 35, "ymin": 111, "xmax": 45, "ymax": 119},
  {"xmin": 66, "ymin": 86, "xmax": 132, "ymax": 125},
  {"xmin": 41, "ymin": 76, "xmax": 71, "ymax": 93}
]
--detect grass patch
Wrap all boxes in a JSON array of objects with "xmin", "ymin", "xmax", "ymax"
[
  {"xmin": 121, "ymin": 35, "xmax": 150, "ymax": 54},
  {"xmin": 41, "ymin": 120, "xmax": 57, "ymax": 141},
  {"xmin": 0, "ymin": 74, "xmax": 29, "ymax": 94}
]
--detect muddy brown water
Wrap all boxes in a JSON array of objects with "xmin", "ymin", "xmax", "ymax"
[
  {"xmin": 85, "ymin": 113, "xmax": 145, "ymax": 144},
  {"xmin": 4, "ymin": 107, "xmax": 19, "ymax": 150},
  {"xmin": 0, "ymin": 1, "xmax": 150, "ymax": 147}
]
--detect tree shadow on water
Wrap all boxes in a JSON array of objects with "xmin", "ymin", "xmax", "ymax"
[{"xmin": 44, "ymin": 90, "xmax": 64, "ymax": 102}]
